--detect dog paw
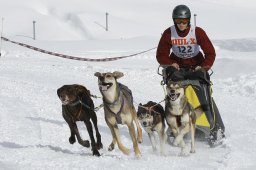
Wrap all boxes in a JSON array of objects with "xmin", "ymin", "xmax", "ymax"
[
  {"xmin": 190, "ymin": 149, "xmax": 196, "ymax": 153},
  {"xmin": 173, "ymin": 140, "xmax": 179, "ymax": 147},
  {"xmin": 81, "ymin": 140, "xmax": 90, "ymax": 148},
  {"xmin": 137, "ymin": 138, "xmax": 143, "ymax": 144},
  {"xmin": 69, "ymin": 136, "xmax": 76, "ymax": 144},
  {"xmin": 160, "ymin": 152, "xmax": 167, "ymax": 156},
  {"xmin": 167, "ymin": 137, "xmax": 174, "ymax": 145},
  {"xmin": 92, "ymin": 149, "xmax": 101, "ymax": 157},
  {"xmin": 179, "ymin": 140, "xmax": 185, "ymax": 148},
  {"xmin": 179, "ymin": 150, "xmax": 189, "ymax": 157},
  {"xmin": 134, "ymin": 147, "xmax": 141, "ymax": 157},
  {"xmin": 137, "ymin": 135, "xmax": 143, "ymax": 144},
  {"xmin": 108, "ymin": 144, "xmax": 115, "ymax": 151},
  {"xmin": 96, "ymin": 142, "xmax": 103, "ymax": 150},
  {"xmin": 135, "ymin": 152, "xmax": 142, "ymax": 158},
  {"xmin": 174, "ymin": 136, "xmax": 182, "ymax": 144},
  {"xmin": 174, "ymin": 137, "xmax": 185, "ymax": 148},
  {"xmin": 122, "ymin": 148, "xmax": 130, "ymax": 155}
]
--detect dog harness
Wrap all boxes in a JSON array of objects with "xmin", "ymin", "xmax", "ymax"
[
  {"xmin": 102, "ymin": 83, "xmax": 134, "ymax": 124},
  {"xmin": 139, "ymin": 105, "xmax": 162, "ymax": 116},
  {"xmin": 64, "ymin": 98, "xmax": 93, "ymax": 122},
  {"xmin": 71, "ymin": 99, "xmax": 93, "ymax": 110},
  {"xmin": 104, "ymin": 91, "xmax": 125, "ymax": 124}
]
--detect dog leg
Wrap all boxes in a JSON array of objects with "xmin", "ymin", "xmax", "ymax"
[
  {"xmin": 190, "ymin": 121, "xmax": 196, "ymax": 153},
  {"xmin": 176, "ymin": 123, "xmax": 190, "ymax": 156},
  {"xmin": 174, "ymin": 113, "xmax": 190, "ymax": 147},
  {"xmin": 91, "ymin": 111, "xmax": 103, "ymax": 150},
  {"xmin": 84, "ymin": 120, "xmax": 100, "ymax": 156},
  {"xmin": 171, "ymin": 127, "xmax": 180, "ymax": 147},
  {"xmin": 174, "ymin": 124, "xmax": 189, "ymax": 148},
  {"xmin": 148, "ymin": 132, "xmax": 157, "ymax": 152},
  {"xmin": 175, "ymin": 133, "xmax": 187, "ymax": 156},
  {"xmin": 166, "ymin": 117, "xmax": 180, "ymax": 147},
  {"xmin": 113, "ymin": 125, "xmax": 130, "ymax": 155},
  {"xmin": 132, "ymin": 108, "xmax": 143, "ymax": 143},
  {"xmin": 108, "ymin": 139, "xmax": 116, "ymax": 152},
  {"xmin": 67, "ymin": 123, "xmax": 76, "ymax": 144},
  {"xmin": 68, "ymin": 122, "xmax": 90, "ymax": 147},
  {"xmin": 166, "ymin": 116, "xmax": 179, "ymax": 136},
  {"xmin": 72, "ymin": 127, "xmax": 89, "ymax": 148},
  {"xmin": 166, "ymin": 127, "xmax": 174, "ymax": 145},
  {"xmin": 158, "ymin": 129, "xmax": 167, "ymax": 155},
  {"xmin": 106, "ymin": 121, "xmax": 117, "ymax": 151},
  {"xmin": 127, "ymin": 122, "xmax": 141, "ymax": 157},
  {"xmin": 106, "ymin": 116, "xmax": 130, "ymax": 155},
  {"xmin": 63, "ymin": 115, "xmax": 77, "ymax": 145}
]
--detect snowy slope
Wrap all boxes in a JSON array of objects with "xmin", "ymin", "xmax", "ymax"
[
  {"xmin": 1, "ymin": 38, "xmax": 256, "ymax": 170},
  {"xmin": 1, "ymin": 0, "xmax": 256, "ymax": 170}
]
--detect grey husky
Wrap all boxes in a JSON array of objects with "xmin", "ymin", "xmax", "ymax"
[{"xmin": 165, "ymin": 81, "xmax": 203, "ymax": 155}]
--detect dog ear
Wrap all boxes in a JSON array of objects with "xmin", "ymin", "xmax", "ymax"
[
  {"xmin": 76, "ymin": 86, "xmax": 94, "ymax": 108},
  {"xmin": 94, "ymin": 72, "xmax": 102, "ymax": 77},
  {"xmin": 57, "ymin": 88, "xmax": 61, "ymax": 97},
  {"xmin": 76, "ymin": 85, "xmax": 90, "ymax": 97},
  {"xmin": 166, "ymin": 80, "xmax": 171, "ymax": 86},
  {"xmin": 148, "ymin": 101, "xmax": 156, "ymax": 106},
  {"xmin": 113, "ymin": 71, "xmax": 124, "ymax": 79},
  {"xmin": 155, "ymin": 104, "xmax": 164, "ymax": 113},
  {"xmin": 57, "ymin": 86, "xmax": 65, "ymax": 97}
]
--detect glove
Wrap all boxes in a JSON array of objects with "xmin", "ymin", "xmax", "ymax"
[
  {"xmin": 195, "ymin": 66, "xmax": 202, "ymax": 71},
  {"xmin": 171, "ymin": 63, "xmax": 180, "ymax": 70},
  {"xmin": 195, "ymin": 66, "xmax": 206, "ymax": 72}
]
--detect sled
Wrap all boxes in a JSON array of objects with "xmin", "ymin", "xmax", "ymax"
[
  {"xmin": 184, "ymin": 81, "xmax": 225, "ymax": 146},
  {"xmin": 183, "ymin": 80, "xmax": 225, "ymax": 142}
]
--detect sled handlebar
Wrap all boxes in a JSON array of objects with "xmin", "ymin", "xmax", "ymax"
[{"xmin": 157, "ymin": 65, "xmax": 214, "ymax": 76}]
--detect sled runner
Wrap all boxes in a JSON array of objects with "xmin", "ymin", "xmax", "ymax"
[{"xmin": 159, "ymin": 66, "xmax": 225, "ymax": 147}]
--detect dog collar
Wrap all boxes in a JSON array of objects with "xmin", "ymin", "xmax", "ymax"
[
  {"xmin": 70, "ymin": 99, "xmax": 92, "ymax": 110},
  {"xmin": 70, "ymin": 100, "xmax": 81, "ymax": 106}
]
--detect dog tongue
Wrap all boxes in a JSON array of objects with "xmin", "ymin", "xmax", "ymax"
[{"xmin": 100, "ymin": 85, "xmax": 108, "ymax": 91}]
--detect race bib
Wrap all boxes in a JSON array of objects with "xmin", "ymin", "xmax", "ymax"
[{"xmin": 170, "ymin": 25, "xmax": 200, "ymax": 59}]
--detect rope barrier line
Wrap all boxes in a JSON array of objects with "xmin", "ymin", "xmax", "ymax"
[{"xmin": 1, "ymin": 36, "xmax": 157, "ymax": 62}]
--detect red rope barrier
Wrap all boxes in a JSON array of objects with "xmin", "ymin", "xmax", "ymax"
[{"xmin": 1, "ymin": 36, "xmax": 156, "ymax": 62}]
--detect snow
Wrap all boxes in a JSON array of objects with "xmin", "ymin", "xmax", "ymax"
[{"xmin": 0, "ymin": 0, "xmax": 256, "ymax": 170}]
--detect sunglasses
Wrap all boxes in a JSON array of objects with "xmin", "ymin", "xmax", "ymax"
[{"xmin": 174, "ymin": 18, "xmax": 190, "ymax": 24}]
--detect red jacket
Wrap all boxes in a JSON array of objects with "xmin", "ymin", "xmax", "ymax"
[{"xmin": 156, "ymin": 25, "xmax": 216, "ymax": 71}]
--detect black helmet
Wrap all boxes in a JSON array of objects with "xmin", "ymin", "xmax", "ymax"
[{"xmin": 172, "ymin": 5, "xmax": 191, "ymax": 19}]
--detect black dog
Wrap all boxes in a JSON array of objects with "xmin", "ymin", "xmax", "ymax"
[{"xmin": 57, "ymin": 84, "xmax": 103, "ymax": 156}]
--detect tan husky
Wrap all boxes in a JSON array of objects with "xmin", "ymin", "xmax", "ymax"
[
  {"xmin": 94, "ymin": 71, "xmax": 142, "ymax": 156},
  {"xmin": 165, "ymin": 81, "xmax": 203, "ymax": 155}
]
